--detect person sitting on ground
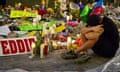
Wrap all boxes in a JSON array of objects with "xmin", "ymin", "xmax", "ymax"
[{"xmin": 61, "ymin": 15, "xmax": 119, "ymax": 60}]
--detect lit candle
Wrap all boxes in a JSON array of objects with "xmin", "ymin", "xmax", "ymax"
[
  {"xmin": 52, "ymin": 40, "xmax": 57, "ymax": 49},
  {"xmin": 67, "ymin": 37, "xmax": 72, "ymax": 50},
  {"xmin": 66, "ymin": 16, "xmax": 70, "ymax": 21},
  {"xmin": 31, "ymin": 42, "xmax": 36, "ymax": 58},
  {"xmin": 40, "ymin": 44, "xmax": 44, "ymax": 58}
]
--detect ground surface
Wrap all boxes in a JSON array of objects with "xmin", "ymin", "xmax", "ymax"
[{"xmin": 0, "ymin": 49, "xmax": 110, "ymax": 72}]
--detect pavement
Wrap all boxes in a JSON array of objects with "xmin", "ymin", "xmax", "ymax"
[{"xmin": 0, "ymin": 49, "xmax": 110, "ymax": 72}]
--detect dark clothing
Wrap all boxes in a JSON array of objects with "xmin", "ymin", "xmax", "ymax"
[{"xmin": 92, "ymin": 16, "xmax": 119, "ymax": 57}]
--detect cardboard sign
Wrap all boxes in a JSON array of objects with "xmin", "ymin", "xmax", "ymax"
[
  {"xmin": 0, "ymin": 37, "xmax": 36, "ymax": 56},
  {"xmin": 17, "ymin": 21, "xmax": 56, "ymax": 31},
  {"xmin": 25, "ymin": 31, "xmax": 37, "ymax": 36},
  {"xmin": 10, "ymin": 10, "xmax": 37, "ymax": 18},
  {"xmin": 17, "ymin": 20, "xmax": 43, "ymax": 31}
]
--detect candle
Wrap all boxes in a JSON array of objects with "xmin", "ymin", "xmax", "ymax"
[
  {"xmin": 67, "ymin": 37, "xmax": 72, "ymax": 50},
  {"xmin": 44, "ymin": 45, "xmax": 48, "ymax": 56},
  {"xmin": 66, "ymin": 16, "xmax": 70, "ymax": 21},
  {"xmin": 31, "ymin": 42, "xmax": 36, "ymax": 58},
  {"xmin": 40, "ymin": 44, "xmax": 44, "ymax": 58}
]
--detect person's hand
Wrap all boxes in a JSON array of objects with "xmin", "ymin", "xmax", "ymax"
[
  {"xmin": 80, "ymin": 27, "xmax": 89, "ymax": 34},
  {"xmin": 91, "ymin": 25, "xmax": 103, "ymax": 32}
]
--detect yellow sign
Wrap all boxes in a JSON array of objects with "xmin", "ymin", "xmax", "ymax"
[
  {"xmin": 55, "ymin": 25, "xmax": 66, "ymax": 33},
  {"xmin": 10, "ymin": 10, "xmax": 37, "ymax": 18},
  {"xmin": 41, "ymin": 25, "xmax": 66, "ymax": 37},
  {"xmin": 25, "ymin": 31, "xmax": 37, "ymax": 36}
]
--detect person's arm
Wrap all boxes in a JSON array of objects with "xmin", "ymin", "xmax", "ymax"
[
  {"xmin": 74, "ymin": 28, "xmax": 104, "ymax": 54},
  {"xmin": 80, "ymin": 25, "xmax": 103, "ymax": 34},
  {"xmin": 74, "ymin": 39, "xmax": 98, "ymax": 54},
  {"xmin": 85, "ymin": 30, "xmax": 104, "ymax": 40},
  {"xmin": 80, "ymin": 33, "xmax": 87, "ymax": 44}
]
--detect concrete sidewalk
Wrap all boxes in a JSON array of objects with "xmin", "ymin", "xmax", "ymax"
[{"xmin": 0, "ymin": 49, "xmax": 110, "ymax": 72}]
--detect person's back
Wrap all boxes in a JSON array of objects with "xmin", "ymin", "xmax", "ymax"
[
  {"xmin": 92, "ymin": 16, "xmax": 119, "ymax": 57},
  {"xmin": 102, "ymin": 16, "xmax": 119, "ymax": 47}
]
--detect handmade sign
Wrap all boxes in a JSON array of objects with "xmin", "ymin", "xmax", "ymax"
[
  {"xmin": 10, "ymin": 10, "xmax": 37, "ymax": 18},
  {"xmin": 17, "ymin": 20, "xmax": 56, "ymax": 31},
  {"xmin": 0, "ymin": 37, "xmax": 36, "ymax": 56}
]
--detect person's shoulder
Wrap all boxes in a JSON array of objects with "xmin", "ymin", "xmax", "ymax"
[
  {"xmin": 102, "ymin": 16, "xmax": 114, "ymax": 23},
  {"xmin": 103, "ymin": 16, "xmax": 110, "ymax": 20}
]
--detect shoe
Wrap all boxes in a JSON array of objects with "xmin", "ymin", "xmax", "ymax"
[
  {"xmin": 75, "ymin": 54, "xmax": 91, "ymax": 63},
  {"xmin": 61, "ymin": 50, "xmax": 78, "ymax": 59}
]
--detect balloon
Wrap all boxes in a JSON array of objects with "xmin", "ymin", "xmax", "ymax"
[
  {"xmin": 91, "ymin": 6, "xmax": 102, "ymax": 16},
  {"xmin": 80, "ymin": 5, "xmax": 90, "ymax": 17},
  {"xmin": 93, "ymin": 0, "xmax": 103, "ymax": 9},
  {"xmin": 80, "ymin": 5, "xmax": 91, "ymax": 23},
  {"xmin": 91, "ymin": 0, "xmax": 103, "ymax": 16}
]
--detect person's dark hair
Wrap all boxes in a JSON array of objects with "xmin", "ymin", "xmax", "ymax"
[{"xmin": 87, "ymin": 15, "xmax": 101, "ymax": 26}]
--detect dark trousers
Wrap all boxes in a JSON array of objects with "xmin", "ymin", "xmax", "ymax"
[{"xmin": 92, "ymin": 37, "xmax": 119, "ymax": 58}]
